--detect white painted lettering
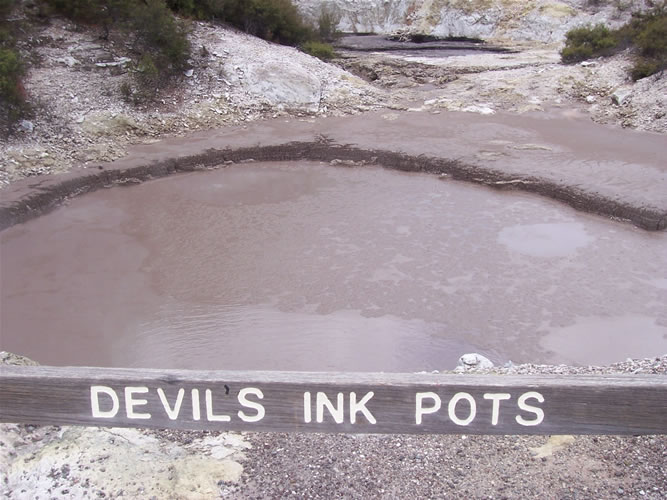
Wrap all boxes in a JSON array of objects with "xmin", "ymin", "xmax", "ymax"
[
  {"xmin": 192, "ymin": 388, "xmax": 201, "ymax": 421},
  {"xmin": 124, "ymin": 386, "xmax": 151, "ymax": 420},
  {"xmin": 303, "ymin": 392, "xmax": 312, "ymax": 423},
  {"xmin": 415, "ymin": 392, "xmax": 441, "ymax": 425},
  {"xmin": 448, "ymin": 392, "xmax": 476, "ymax": 426},
  {"xmin": 237, "ymin": 387, "xmax": 265, "ymax": 423},
  {"xmin": 483, "ymin": 393, "xmax": 511, "ymax": 426},
  {"xmin": 157, "ymin": 388, "xmax": 185, "ymax": 421},
  {"xmin": 350, "ymin": 391, "xmax": 376, "ymax": 424},
  {"xmin": 516, "ymin": 391, "xmax": 545, "ymax": 426},
  {"xmin": 316, "ymin": 392, "xmax": 344, "ymax": 424},
  {"xmin": 205, "ymin": 389, "xmax": 231, "ymax": 422},
  {"xmin": 90, "ymin": 386, "xmax": 119, "ymax": 418}
]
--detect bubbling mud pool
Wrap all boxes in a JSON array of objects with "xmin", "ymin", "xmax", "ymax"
[{"xmin": 1, "ymin": 161, "xmax": 666, "ymax": 371}]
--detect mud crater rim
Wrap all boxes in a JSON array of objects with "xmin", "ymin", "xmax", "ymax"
[{"xmin": 1, "ymin": 140, "xmax": 666, "ymax": 232}]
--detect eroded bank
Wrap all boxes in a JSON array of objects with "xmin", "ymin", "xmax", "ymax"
[{"xmin": 2, "ymin": 111, "xmax": 666, "ymax": 232}]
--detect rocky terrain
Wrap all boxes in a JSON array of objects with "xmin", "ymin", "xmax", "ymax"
[
  {"xmin": 294, "ymin": 0, "xmax": 655, "ymax": 41},
  {"xmin": 1, "ymin": 0, "xmax": 665, "ymax": 187},
  {"xmin": 337, "ymin": 41, "xmax": 666, "ymax": 132},
  {"xmin": 0, "ymin": 17, "xmax": 386, "ymax": 186}
]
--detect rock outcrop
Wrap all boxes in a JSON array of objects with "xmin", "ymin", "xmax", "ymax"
[
  {"xmin": 295, "ymin": 0, "xmax": 653, "ymax": 42},
  {"xmin": 0, "ymin": 353, "xmax": 250, "ymax": 499},
  {"xmin": 455, "ymin": 352, "xmax": 495, "ymax": 371}
]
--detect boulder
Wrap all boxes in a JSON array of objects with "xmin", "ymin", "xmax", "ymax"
[
  {"xmin": 55, "ymin": 56, "xmax": 80, "ymax": 67},
  {"xmin": 0, "ymin": 352, "xmax": 248, "ymax": 499},
  {"xmin": 243, "ymin": 61, "xmax": 322, "ymax": 112},
  {"xmin": 18, "ymin": 120, "xmax": 34, "ymax": 133},
  {"xmin": 1, "ymin": 425, "xmax": 248, "ymax": 499},
  {"xmin": 456, "ymin": 353, "xmax": 495, "ymax": 371},
  {"xmin": 0, "ymin": 351, "xmax": 39, "ymax": 366},
  {"xmin": 611, "ymin": 86, "xmax": 633, "ymax": 106}
]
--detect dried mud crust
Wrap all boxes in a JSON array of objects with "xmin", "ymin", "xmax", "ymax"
[{"xmin": 1, "ymin": 141, "xmax": 666, "ymax": 232}]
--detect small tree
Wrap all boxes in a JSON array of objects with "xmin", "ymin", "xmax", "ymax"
[{"xmin": 318, "ymin": 3, "xmax": 341, "ymax": 42}]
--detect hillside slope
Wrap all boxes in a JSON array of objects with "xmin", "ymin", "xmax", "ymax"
[
  {"xmin": 0, "ymin": 16, "xmax": 386, "ymax": 185},
  {"xmin": 1, "ymin": 2, "xmax": 665, "ymax": 187}
]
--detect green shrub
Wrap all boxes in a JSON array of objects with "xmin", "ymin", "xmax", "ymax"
[
  {"xmin": 165, "ymin": 0, "xmax": 313, "ymax": 46},
  {"xmin": 0, "ymin": 46, "xmax": 27, "ymax": 131},
  {"xmin": 632, "ymin": 11, "xmax": 666, "ymax": 76},
  {"xmin": 165, "ymin": 0, "xmax": 224, "ymax": 20},
  {"xmin": 165, "ymin": 0, "xmax": 195, "ymax": 16},
  {"xmin": 634, "ymin": 17, "xmax": 666, "ymax": 58},
  {"xmin": 225, "ymin": 0, "xmax": 311, "ymax": 45},
  {"xmin": 560, "ymin": 23, "xmax": 618, "ymax": 63},
  {"xmin": 123, "ymin": 0, "xmax": 190, "ymax": 96},
  {"xmin": 0, "ymin": 48, "xmax": 23, "ymax": 99},
  {"xmin": 0, "ymin": 0, "xmax": 15, "ymax": 17},
  {"xmin": 631, "ymin": 57, "xmax": 661, "ymax": 79},
  {"xmin": 135, "ymin": 54, "xmax": 159, "ymax": 90},
  {"xmin": 317, "ymin": 3, "xmax": 341, "ymax": 42},
  {"xmin": 561, "ymin": 7, "xmax": 666, "ymax": 80},
  {"xmin": 1, "ymin": 0, "xmax": 29, "ymax": 132},
  {"xmin": 302, "ymin": 40, "xmax": 334, "ymax": 60},
  {"xmin": 131, "ymin": 0, "xmax": 189, "ymax": 71},
  {"xmin": 45, "ymin": 0, "xmax": 110, "ymax": 24}
]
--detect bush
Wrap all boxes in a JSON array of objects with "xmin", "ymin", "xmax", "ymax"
[
  {"xmin": 561, "ymin": 7, "xmax": 666, "ymax": 79},
  {"xmin": 1, "ymin": 0, "xmax": 29, "ymax": 133},
  {"xmin": 0, "ymin": 46, "xmax": 26, "ymax": 127},
  {"xmin": 135, "ymin": 53, "xmax": 159, "ymax": 91},
  {"xmin": 165, "ymin": 0, "xmax": 313, "ymax": 46},
  {"xmin": 302, "ymin": 40, "xmax": 334, "ymax": 60},
  {"xmin": 317, "ymin": 3, "xmax": 341, "ymax": 42},
  {"xmin": 45, "ymin": 0, "xmax": 115, "ymax": 24},
  {"xmin": 222, "ymin": 0, "xmax": 311, "ymax": 45},
  {"xmin": 131, "ymin": 0, "xmax": 189, "ymax": 73},
  {"xmin": 45, "ymin": 0, "xmax": 190, "ymax": 96},
  {"xmin": 631, "ymin": 9, "xmax": 666, "ymax": 78},
  {"xmin": 631, "ymin": 57, "xmax": 661, "ymax": 79},
  {"xmin": 0, "ymin": 0, "xmax": 15, "ymax": 17},
  {"xmin": 560, "ymin": 23, "xmax": 618, "ymax": 63},
  {"xmin": 165, "ymin": 0, "xmax": 224, "ymax": 20}
]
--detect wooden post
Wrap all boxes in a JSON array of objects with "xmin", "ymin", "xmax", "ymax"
[{"xmin": 1, "ymin": 366, "xmax": 665, "ymax": 434}]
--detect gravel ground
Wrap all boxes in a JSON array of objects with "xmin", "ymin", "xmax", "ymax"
[{"xmin": 233, "ymin": 357, "xmax": 667, "ymax": 499}]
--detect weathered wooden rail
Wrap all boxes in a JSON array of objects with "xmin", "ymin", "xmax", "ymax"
[{"xmin": 1, "ymin": 366, "xmax": 665, "ymax": 435}]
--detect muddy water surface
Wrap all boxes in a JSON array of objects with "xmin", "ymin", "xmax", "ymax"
[{"xmin": 1, "ymin": 162, "xmax": 666, "ymax": 371}]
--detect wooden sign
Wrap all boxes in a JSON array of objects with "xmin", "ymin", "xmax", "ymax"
[{"xmin": 1, "ymin": 366, "xmax": 665, "ymax": 435}]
